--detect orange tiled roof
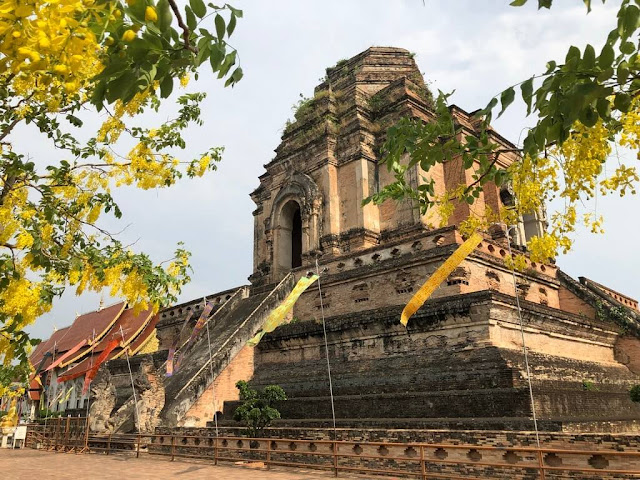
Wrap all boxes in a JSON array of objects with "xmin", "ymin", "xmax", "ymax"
[
  {"xmin": 30, "ymin": 302, "xmax": 158, "ymax": 391},
  {"xmin": 57, "ymin": 308, "xmax": 157, "ymax": 381},
  {"xmin": 30, "ymin": 302, "xmax": 125, "ymax": 368}
]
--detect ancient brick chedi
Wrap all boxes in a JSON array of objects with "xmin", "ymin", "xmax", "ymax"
[{"xmin": 91, "ymin": 47, "xmax": 640, "ymax": 433}]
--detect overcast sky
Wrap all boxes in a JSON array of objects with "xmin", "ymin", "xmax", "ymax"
[{"xmin": 25, "ymin": 0, "xmax": 639, "ymax": 340}]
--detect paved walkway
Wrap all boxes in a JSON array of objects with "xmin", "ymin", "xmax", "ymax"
[{"xmin": 0, "ymin": 448, "xmax": 354, "ymax": 479}]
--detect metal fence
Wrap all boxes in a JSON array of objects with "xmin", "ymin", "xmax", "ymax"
[
  {"xmin": 23, "ymin": 421, "xmax": 640, "ymax": 479},
  {"xmin": 24, "ymin": 417, "xmax": 89, "ymax": 453}
]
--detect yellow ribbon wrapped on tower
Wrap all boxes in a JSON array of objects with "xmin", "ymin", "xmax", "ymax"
[
  {"xmin": 401, "ymin": 233, "xmax": 483, "ymax": 326},
  {"xmin": 248, "ymin": 274, "xmax": 319, "ymax": 346}
]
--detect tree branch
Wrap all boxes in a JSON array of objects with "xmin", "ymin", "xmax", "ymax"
[{"xmin": 167, "ymin": 0, "xmax": 198, "ymax": 54}]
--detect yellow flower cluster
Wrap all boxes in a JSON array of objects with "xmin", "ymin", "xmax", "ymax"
[
  {"xmin": 620, "ymin": 97, "xmax": 640, "ymax": 157},
  {"xmin": 0, "ymin": 0, "xmax": 107, "ymax": 103},
  {"xmin": 526, "ymin": 233, "xmax": 558, "ymax": 264},
  {"xmin": 600, "ymin": 164, "xmax": 638, "ymax": 196},
  {"xmin": 0, "ymin": 186, "xmax": 28, "ymax": 245},
  {"xmin": 556, "ymin": 119, "xmax": 611, "ymax": 202},
  {"xmin": 510, "ymin": 154, "xmax": 558, "ymax": 214},
  {"xmin": 98, "ymin": 89, "xmax": 152, "ymax": 143},
  {"xmin": 121, "ymin": 143, "xmax": 177, "ymax": 189}
]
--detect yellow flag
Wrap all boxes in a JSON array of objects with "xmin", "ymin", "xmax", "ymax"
[
  {"xmin": 59, "ymin": 386, "xmax": 74, "ymax": 404},
  {"xmin": 248, "ymin": 275, "xmax": 319, "ymax": 346},
  {"xmin": 401, "ymin": 233, "xmax": 483, "ymax": 326}
]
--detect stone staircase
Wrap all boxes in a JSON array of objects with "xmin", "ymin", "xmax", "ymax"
[
  {"xmin": 159, "ymin": 273, "xmax": 295, "ymax": 426},
  {"xmin": 103, "ymin": 274, "xmax": 296, "ymax": 432}
]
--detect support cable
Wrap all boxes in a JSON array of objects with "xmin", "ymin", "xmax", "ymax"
[
  {"xmin": 121, "ymin": 326, "xmax": 140, "ymax": 433},
  {"xmin": 504, "ymin": 225, "xmax": 541, "ymax": 448},
  {"xmin": 43, "ymin": 341, "xmax": 56, "ymax": 437},
  {"xmin": 204, "ymin": 297, "xmax": 220, "ymax": 437},
  {"xmin": 315, "ymin": 259, "xmax": 337, "ymax": 438},
  {"xmin": 84, "ymin": 329, "xmax": 96, "ymax": 420}
]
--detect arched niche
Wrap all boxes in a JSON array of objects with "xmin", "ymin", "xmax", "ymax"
[{"xmin": 269, "ymin": 172, "xmax": 322, "ymax": 278}]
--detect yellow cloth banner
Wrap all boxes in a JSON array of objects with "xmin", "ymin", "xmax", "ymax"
[
  {"xmin": 247, "ymin": 274, "xmax": 319, "ymax": 346},
  {"xmin": 401, "ymin": 233, "xmax": 483, "ymax": 326},
  {"xmin": 59, "ymin": 386, "xmax": 74, "ymax": 404}
]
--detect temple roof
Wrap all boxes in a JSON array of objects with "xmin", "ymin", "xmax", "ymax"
[{"xmin": 30, "ymin": 302, "xmax": 158, "ymax": 388}]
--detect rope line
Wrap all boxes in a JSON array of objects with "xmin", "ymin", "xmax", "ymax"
[
  {"xmin": 505, "ymin": 225, "xmax": 541, "ymax": 448},
  {"xmin": 315, "ymin": 259, "xmax": 337, "ymax": 437},
  {"xmin": 204, "ymin": 297, "xmax": 220, "ymax": 437},
  {"xmin": 121, "ymin": 326, "xmax": 140, "ymax": 433},
  {"xmin": 84, "ymin": 329, "xmax": 95, "ymax": 419}
]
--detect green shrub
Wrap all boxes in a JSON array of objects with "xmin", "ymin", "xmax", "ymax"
[
  {"xmin": 233, "ymin": 381, "xmax": 286, "ymax": 437},
  {"xmin": 630, "ymin": 385, "xmax": 640, "ymax": 403},
  {"xmin": 37, "ymin": 409, "xmax": 64, "ymax": 419}
]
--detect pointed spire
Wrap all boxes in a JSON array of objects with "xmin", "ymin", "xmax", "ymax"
[{"xmin": 98, "ymin": 294, "xmax": 105, "ymax": 311}]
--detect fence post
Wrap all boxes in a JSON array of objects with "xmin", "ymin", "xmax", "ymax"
[
  {"xmin": 136, "ymin": 434, "xmax": 141, "ymax": 458},
  {"xmin": 266, "ymin": 439, "xmax": 271, "ymax": 470},
  {"xmin": 420, "ymin": 445, "xmax": 427, "ymax": 480},
  {"xmin": 537, "ymin": 449, "xmax": 546, "ymax": 480},
  {"xmin": 54, "ymin": 418, "xmax": 59, "ymax": 450},
  {"xmin": 83, "ymin": 417, "xmax": 89, "ymax": 453},
  {"xmin": 333, "ymin": 440, "xmax": 338, "ymax": 477},
  {"xmin": 214, "ymin": 436, "xmax": 218, "ymax": 466},
  {"xmin": 64, "ymin": 416, "xmax": 71, "ymax": 451},
  {"xmin": 107, "ymin": 433, "xmax": 112, "ymax": 455},
  {"xmin": 170, "ymin": 434, "xmax": 176, "ymax": 462}
]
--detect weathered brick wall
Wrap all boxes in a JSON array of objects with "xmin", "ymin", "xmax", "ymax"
[
  {"xmin": 245, "ymin": 290, "xmax": 639, "ymax": 425},
  {"xmin": 615, "ymin": 335, "xmax": 640, "ymax": 376},
  {"xmin": 558, "ymin": 284, "xmax": 597, "ymax": 319}
]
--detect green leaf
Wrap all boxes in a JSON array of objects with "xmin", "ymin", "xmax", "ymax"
[
  {"xmin": 547, "ymin": 121, "xmax": 563, "ymax": 144},
  {"xmin": 538, "ymin": 0, "xmax": 552, "ymax": 9},
  {"xmin": 231, "ymin": 66, "xmax": 243, "ymax": 83},
  {"xmin": 106, "ymin": 71, "xmax": 136, "ymax": 104},
  {"xmin": 620, "ymin": 5, "xmax": 640, "ymax": 41},
  {"xmin": 217, "ymin": 50, "xmax": 236, "ymax": 79},
  {"xmin": 91, "ymin": 80, "xmax": 107, "ymax": 110},
  {"xmin": 597, "ymin": 67, "xmax": 613, "ymax": 83},
  {"xmin": 617, "ymin": 61, "xmax": 630, "ymax": 85},
  {"xmin": 545, "ymin": 60, "xmax": 556, "ymax": 74},
  {"xmin": 598, "ymin": 44, "xmax": 615, "ymax": 69},
  {"xmin": 157, "ymin": 0, "xmax": 172, "ymax": 31},
  {"xmin": 582, "ymin": 44, "xmax": 595, "ymax": 69},
  {"xmin": 185, "ymin": 5, "xmax": 197, "ymax": 31},
  {"xmin": 565, "ymin": 45, "xmax": 581, "ymax": 67},
  {"xmin": 596, "ymin": 97, "xmax": 611, "ymax": 119},
  {"xmin": 583, "ymin": 0, "xmax": 591, "ymax": 13},
  {"xmin": 498, "ymin": 87, "xmax": 515, "ymax": 118},
  {"xmin": 482, "ymin": 97, "xmax": 498, "ymax": 114},
  {"xmin": 215, "ymin": 14, "xmax": 225, "ymax": 39},
  {"xmin": 160, "ymin": 75, "xmax": 173, "ymax": 98},
  {"xmin": 228, "ymin": 5, "xmax": 243, "ymax": 17},
  {"xmin": 620, "ymin": 41, "xmax": 635, "ymax": 55},
  {"xmin": 614, "ymin": 93, "xmax": 632, "ymax": 113},
  {"xmin": 190, "ymin": 0, "xmax": 206, "ymax": 18},
  {"xmin": 509, "ymin": 0, "xmax": 528, "ymax": 5},
  {"xmin": 520, "ymin": 77, "xmax": 534, "ymax": 115},
  {"xmin": 227, "ymin": 13, "xmax": 236, "ymax": 36},
  {"xmin": 209, "ymin": 43, "xmax": 225, "ymax": 71},
  {"xmin": 579, "ymin": 106, "xmax": 597, "ymax": 127},
  {"xmin": 65, "ymin": 115, "xmax": 83, "ymax": 128}
]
